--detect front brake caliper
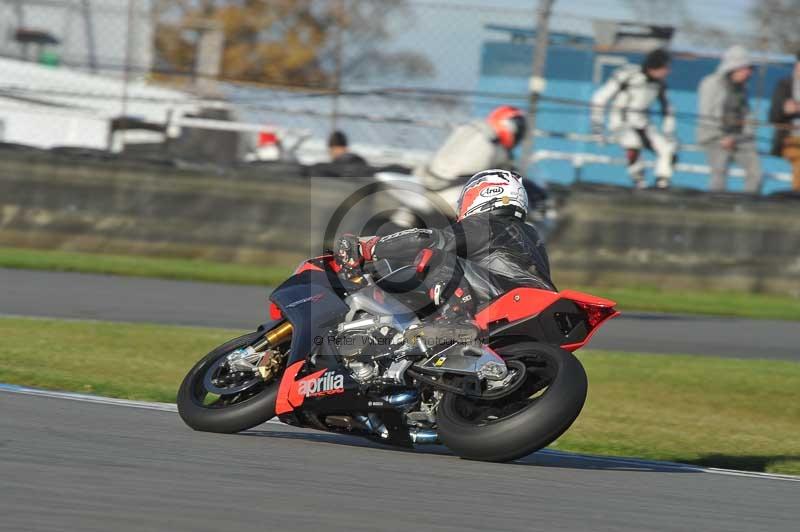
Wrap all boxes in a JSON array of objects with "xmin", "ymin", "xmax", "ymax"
[{"xmin": 256, "ymin": 350, "xmax": 285, "ymax": 381}]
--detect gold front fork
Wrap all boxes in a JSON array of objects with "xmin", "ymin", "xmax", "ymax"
[
  {"xmin": 253, "ymin": 321, "xmax": 293, "ymax": 381},
  {"xmin": 252, "ymin": 321, "xmax": 293, "ymax": 351}
]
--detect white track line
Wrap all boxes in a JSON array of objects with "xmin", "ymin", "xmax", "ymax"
[
  {"xmin": 0, "ymin": 382, "xmax": 283, "ymax": 418},
  {"xmin": 1, "ymin": 383, "xmax": 797, "ymax": 483}
]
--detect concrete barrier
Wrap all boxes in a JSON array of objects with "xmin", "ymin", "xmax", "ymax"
[
  {"xmin": 0, "ymin": 150, "xmax": 388, "ymax": 267},
  {"xmin": 1, "ymin": 150, "xmax": 798, "ymax": 295},
  {"xmin": 547, "ymin": 184, "xmax": 800, "ymax": 295}
]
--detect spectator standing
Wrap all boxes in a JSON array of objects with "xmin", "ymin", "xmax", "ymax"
[
  {"xmin": 697, "ymin": 45, "xmax": 762, "ymax": 193},
  {"xmin": 591, "ymin": 49, "xmax": 677, "ymax": 189},
  {"xmin": 328, "ymin": 130, "xmax": 367, "ymax": 165},
  {"xmin": 768, "ymin": 52, "xmax": 800, "ymax": 191}
]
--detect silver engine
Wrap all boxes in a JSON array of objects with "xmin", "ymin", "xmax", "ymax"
[
  {"xmin": 336, "ymin": 287, "xmax": 420, "ymax": 385},
  {"xmin": 335, "ymin": 314, "xmax": 408, "ymax": 384},
  {"xmin": 332, "ymin": 286, "xmax": 509, "ymax": 445},
  {"xmin": 333, "ymin": 295, "xmax": 439, "ymax": 441}
]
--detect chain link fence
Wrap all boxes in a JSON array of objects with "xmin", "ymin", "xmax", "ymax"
[{"xmin": 0, "ymin": 0, "xmax": 798, "ymax": 191}]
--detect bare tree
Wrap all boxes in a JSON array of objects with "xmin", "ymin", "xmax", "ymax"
[
  {"xmin": 751, "ymin": 0, "xmax": 800, "ymax": 54},
  {"xmin": 624, "ymin": 0, "xmax": 684, "ymax": 23},
  {"xmin": 623, "ymin": 0, "xmax": 752, "ymax": 50},
  {"xmin": 153, "ymin": 0, "xmax": 433, "ymax": 88}
]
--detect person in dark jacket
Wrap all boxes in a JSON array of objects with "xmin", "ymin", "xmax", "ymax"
[
  {"xmin": 328, "ymin": 130, "xmax": 367, "ymax": 165},
  {"xmin": 768, "ymin": 53, "xmax": 800, "ymax": 191}
]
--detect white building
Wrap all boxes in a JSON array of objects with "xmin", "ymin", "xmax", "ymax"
[
  {"xmin": 0, "ymin": 57, "xmax": 201, "ymax": 150},
  {"xmin": 0, "ymin": 0, "xmax": 153, "ymax": 76}
]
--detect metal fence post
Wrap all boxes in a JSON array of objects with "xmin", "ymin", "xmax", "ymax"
[{"xmin": 518, "ymin": 0, "xmax": 555, "ymax": 174}]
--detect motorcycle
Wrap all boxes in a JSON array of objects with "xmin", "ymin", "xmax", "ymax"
[{"xmin": 177, "ymin": 253, "xmax": 618, "ymax": 462}]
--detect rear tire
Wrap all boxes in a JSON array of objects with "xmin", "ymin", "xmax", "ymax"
[
  {"xmin": 177, "ymin": 331, "xmax": 281, "ymax": 434},
  {"xmin": 437, "ymin": 342, "xmax": 587, "ymax": 462}
]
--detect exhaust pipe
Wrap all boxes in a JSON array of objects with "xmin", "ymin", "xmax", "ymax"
[
  {"xmin": 409, "ymin": 428, "xmax": 438, "ymax": 444},
  {"xmin": 382, "ymin": 391, "xmax": 418, "ymax": 407}
]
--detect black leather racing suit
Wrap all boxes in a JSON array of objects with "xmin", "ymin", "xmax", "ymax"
[{"xmin": 363, "ymin": 210, "xmax": 555, "ymax": 311}]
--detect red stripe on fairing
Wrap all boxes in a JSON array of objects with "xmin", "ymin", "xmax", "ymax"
[
  {"xmin": 275, "ymin": 361, "xmax": 304, "ymax": 414},
  {"xmin": 475, "ymin": 287, "xmax": 619, "ymax": 352},
  {"xmin": 288, "ymin": 369, "xmax": 327, "ymax": 408},
  {"xmin": 294, "ymin": 262, "xmax": 324, "ymax": 274},
  {"xmin": 559, "ymin": 289, "xmax": 617, "ymax": 309},
  {"xmin": 294, "ymin": 254, "xmax": 340, "ymax": 274},
  {"xmin": 474, "ymin": 287, "xmax": 562, "ymax": 330},
  {"xmin": 559, "ymin": 290, "xmax": 619, "ymax": 351},
  {"xmin": 275, "ymin": 362, "xmax": 329, "ymax": 415},
  {"xmin": 561, "ymin": 310, "xmax": 620, "ymax": 352}
]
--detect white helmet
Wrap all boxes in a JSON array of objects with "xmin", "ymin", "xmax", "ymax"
[{"xmin": 456, "ymin": 169, "xmax": 529, "ymax": 221}]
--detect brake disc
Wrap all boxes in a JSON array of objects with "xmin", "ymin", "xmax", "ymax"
[{"xmin": 481, "ymin": 360, "xmax": 528, "ymax": 400}]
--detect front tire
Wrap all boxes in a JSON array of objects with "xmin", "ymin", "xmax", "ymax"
[
  {"xmin": 177, "ymin": 331, "xmax": 281, "ymax": 434},
  {"xmin": 437, "ymin": 342, "xmax": 587, "ymax": 462}
]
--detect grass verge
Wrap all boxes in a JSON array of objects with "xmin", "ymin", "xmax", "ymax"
[
  {"xmin": 1, "ymin": 316, "xmax": 797, "ymax": 475},
  {"xmin": 1, "ymin": 246, "xmax": 799, "ymax": 320},
  {"xmin": 580, "ymin": 284, "xmax": 800, "ymax": 322},
  {"xmin": 0, "ymin": 246, "xmax": 292, "ymax": 286}
]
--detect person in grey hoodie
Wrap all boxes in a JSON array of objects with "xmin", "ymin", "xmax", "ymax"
[{"xmin": 697, "ymin": 45, "xmax": 762, "ymax": 193}]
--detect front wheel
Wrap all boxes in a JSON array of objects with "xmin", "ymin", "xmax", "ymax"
[
  {"xmin": 436, "ymin": 342, "xmax": 587, "ymax": 462},
  {"xmin": 177, "ymin": 331, "xmax": 283, "ymax": 434}
]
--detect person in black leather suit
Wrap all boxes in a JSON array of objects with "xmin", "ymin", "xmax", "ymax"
[{"xmin": 335, "ymin": 170, "xmax": 554, "ymax": 326}]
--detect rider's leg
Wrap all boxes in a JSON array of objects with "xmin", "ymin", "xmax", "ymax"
[
  {"xmin": 620, "ymin": 127, "xmax": 646, "ymax": 189},
  {"xmin": 404, "ymin": 253, "xmax": 479, "ymax": 348},
  {"xmin": 645, "ymin": 126, "xmax": 677, "ymax": 189}
]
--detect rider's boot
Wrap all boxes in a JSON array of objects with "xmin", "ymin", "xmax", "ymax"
[
  {"xmin": 404, "ymin": 317, "xmax": 479, "ymax": 349},
  {"xmin": 404, "ymin": 282, "xmax": 479, "ymax": 349}
]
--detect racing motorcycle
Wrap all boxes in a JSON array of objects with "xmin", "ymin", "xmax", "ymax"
[{"xmin": 177, "ymin": 253, "xmax": 618, "ymax": 462}]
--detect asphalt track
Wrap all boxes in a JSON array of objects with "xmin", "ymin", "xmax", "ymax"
[
  {"xmin": 1, "ymin": 387, "xmax": 798, "ymax": 532},
  {"xmin": 1, "ymin": 268, "xmax": 798, "ymax": 360}
]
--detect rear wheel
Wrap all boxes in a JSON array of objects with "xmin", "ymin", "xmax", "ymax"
[
  {"xmin": 177, "ymin": 331, "xmax": 284, "ymax": 433},
  {"xmin": 436, "ymin": 342, "xmax": 587, "ymax": 462}
]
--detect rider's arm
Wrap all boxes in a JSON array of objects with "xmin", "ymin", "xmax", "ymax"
[
  {"xmin": 364, "ymin": 228, "xmax": 441, "ymax": 263},
  {"xmin": 335, "ymin": 228, "xmax": 442, "ymax": 270}
]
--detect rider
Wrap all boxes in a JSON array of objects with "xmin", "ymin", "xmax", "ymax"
[
  {"xmin": 417, "ymin": 106, "xmax": 527, "ymax": 192},
  {"xmin": 335, "ymin": 169, "xmax": 553, "ymax": 340},
  {"xmin": 386, "ymin": 106, "xmax": 547, "ymax": 230}
]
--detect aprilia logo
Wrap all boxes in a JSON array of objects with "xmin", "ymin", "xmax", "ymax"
[{"xmin": 298, "ymin": 371, "xmax": 345, "ymax": 397}]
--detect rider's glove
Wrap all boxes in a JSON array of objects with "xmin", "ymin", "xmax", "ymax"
[{"xmin": 334, "ymin": 234, "xmax": 362, "ymax": 271}]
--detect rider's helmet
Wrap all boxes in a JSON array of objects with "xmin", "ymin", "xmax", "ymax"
[
  {"xmin": 487, "ymin": 106, "xmax": 527, "ymax": 149},
  {"xmin": 456, "ymin": 169, "xmax": 529, "ymax": 221}
]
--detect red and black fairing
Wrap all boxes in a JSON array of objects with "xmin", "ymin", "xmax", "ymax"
[
  {"xmin": 476, "ymin": 287, "xmax": 619, "ymax": 351},
  {"xmin": 268, "ymin": 266, "xmax": 415, "ymax": 444},
  {"xmin": 293, "ymin": 254, "xmax": 341, "ymax": 275},
  {"xmin": 269, "ymin": 269, "xmax": 349, "ymax": 366}
]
